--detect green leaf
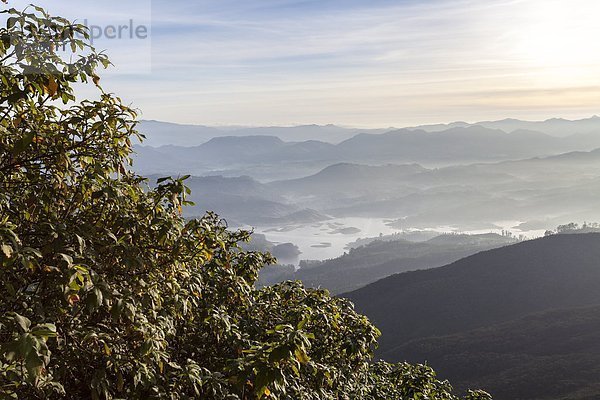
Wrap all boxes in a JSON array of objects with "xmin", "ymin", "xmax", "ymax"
[
  {"xmin": 92, "ymin": 287, "xmax": 103, "ymax": 307},
  {"xmin": 59, "ymin": 253, "xmax": 73, "ymax": 266},
  {"xmin": 1, "ymin": 243, "xmax": 13, "ymax": 258},
  {"xmin": 269, "ymin": 346, "xmax": 290, "ymax": 363},
  {"xmin": 294, "ymin": 348, "xmax": 310, "ymax": 364},
  {"xmin": 297, "ymin": 317, "xmax": 310, "ymax": 330},
  {"xmin": 25, "ymin": 351, "xmax": 44, "ymax": 379},
  {"xmin": 7, "ymin": 17, "xmax": 17, "ymax": 29},
  {"xmin": 31, "ymin": 323, "xmax": 57, "ymax": 339},
  {"xmin": 14, "ymin": 314, "xmax": 31, "ymax": 332},
  {"xmin": 22, "ymin": 247, "xmax": 42, "ymax": 258},
  {"xmin": 11, "ymin": 132, "xmax": 35, "ymax": 155}
]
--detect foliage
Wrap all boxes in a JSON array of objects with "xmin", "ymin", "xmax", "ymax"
[
  {"xmin": 0, "ymin": 5, "xmax": 491, "ymax": 399},
  {"xmin": 545, "ymin": 222, "xmax": 600, "ymax": 236}
]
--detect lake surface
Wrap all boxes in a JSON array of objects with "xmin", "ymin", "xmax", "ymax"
[
  {"xmin": 255, "ymin": 217, "xmax": 399, "ymax": 264},
  {"xmin": 251, "ymin": 218, "xmax": 546, "ymax": 265}
]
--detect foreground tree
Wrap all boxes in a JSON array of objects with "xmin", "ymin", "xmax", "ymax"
[{"xmin": 0, "ymin": 5, "xmax": 491, "ymax": 399}]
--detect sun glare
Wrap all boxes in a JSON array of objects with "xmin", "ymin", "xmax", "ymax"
[{"xmin": 515, "ymin": 0, "xmax": 600, "ymax": 71}]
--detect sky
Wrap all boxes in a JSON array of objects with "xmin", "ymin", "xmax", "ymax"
[{"xmin": 5, "ymin": 0, "xmax": 600, "ymax": 127}]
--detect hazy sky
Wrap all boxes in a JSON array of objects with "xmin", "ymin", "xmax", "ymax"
[{"xmin": 6, "ymin": 0, "xmax": 600, "ymax": 127}]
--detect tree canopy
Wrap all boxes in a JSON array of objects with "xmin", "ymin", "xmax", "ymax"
[{"xmin": 0, "ymin": 5, "xmax": 491, "ymax": 399}]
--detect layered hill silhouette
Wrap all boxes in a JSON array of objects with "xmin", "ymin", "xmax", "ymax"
[
  {"xmin": 137, "ymin": 120, "xmax": 388, "ymax": 146},
  {"xmin": 344, "ymin": 233, "xmax": 600, "ymax": 400},
  {"xmin": 140, "ymin": 147, "xmax": 600, "ymax": 231},
  {"xmin": 133, "ymin": 125, "xmax": 600, "ymax": 180},
  {"xmin": 147, "ymin": 174, "xmax": 327, "ymax": 226}
]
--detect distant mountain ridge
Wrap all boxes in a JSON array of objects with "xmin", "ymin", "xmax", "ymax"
[
  {"xmin": 269, "ymin": 147, "xmax": 600, "ymax": 224},
  {"xmin": 137, "ymin": 120, "xmax": 390, "ymax": 146},
  {"xmin": 138, "ymin": 116, "xmax": 600, "ymax": 148},
  {"xmin": 409, "ymin": 115, "xmax": 600, "ymax": 137}
]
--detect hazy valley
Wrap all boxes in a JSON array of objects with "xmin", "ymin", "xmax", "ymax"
[{"xmin": 134, "ymin": 118, "xmax": 600, "ymax": 267}]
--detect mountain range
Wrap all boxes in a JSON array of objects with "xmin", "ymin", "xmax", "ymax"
[
  {"xmin": 136, "ymin": 116, "xmax": 600, "ymax": 400},
  {"xmin": 133, "ymin": 124, "xmax": 600, "ymax": 180},
  {"xmin": 138, "ymin": 116, "xmax": 600, "ymax": 149},
  {"xmin": 137, "ymin": 120, "xmax": 389, "ymax": 147}
]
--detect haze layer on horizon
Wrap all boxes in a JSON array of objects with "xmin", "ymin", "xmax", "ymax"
[{"xmin": 8, "ymin": 0, "xmax": 600, "ymax": 127}]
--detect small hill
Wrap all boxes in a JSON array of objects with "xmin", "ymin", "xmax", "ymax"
[
  {"xmin": 136, "ymin": 120, "xmax": 223, "ymax": 146},
  {"xmin": 195, "ymin": 136, "xmax": 286, "ymax": 164},
  {"xmin": 271, "ymin": 163, "xmax": 426, "ymax": 196},
  {"xmin": 293, "ymin": 233, "xmax": 516, "ymax": 294},
  {"xmin": 200, "ymin": 135, "xmax": 284, "ymax": 151},
  {"xmin": 148, "ymin": 175, "xmax": 327, "ymax": 226}
]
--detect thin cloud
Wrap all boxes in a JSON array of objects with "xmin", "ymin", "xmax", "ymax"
[{"xmin": 5, "ymin": 0, "xmax": 600, "ymax": 126}]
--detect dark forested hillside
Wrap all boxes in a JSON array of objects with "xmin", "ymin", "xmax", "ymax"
[
  {"xmin": 344, "ymin": 233, "xmax": 600, "ymax": 399},
  {"xmin": 396, "ymin": 305, "xmax": 600, "ymax": 399}
]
